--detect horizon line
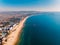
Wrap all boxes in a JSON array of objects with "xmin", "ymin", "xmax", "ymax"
[{"xmin": 0, "ymin": 10, "xmax": 60, "ymax": 12}]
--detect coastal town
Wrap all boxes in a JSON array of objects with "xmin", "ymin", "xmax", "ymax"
[
  {"xmin": 0, "ymin": 11, "xmax": 40, "ymax": 45},
  {"xmin": 0, "ymin": 16, "xmax": 22, "ymax": 45}
]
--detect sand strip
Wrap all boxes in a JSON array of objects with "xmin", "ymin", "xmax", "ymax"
[{"xmin": 4, "ymin": 16, "xmax": 29, "ymax": 45}]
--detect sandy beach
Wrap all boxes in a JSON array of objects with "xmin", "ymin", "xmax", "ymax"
[{"xmin": 3, "ymin": 16, "xmax": 29, "ymax": 45}]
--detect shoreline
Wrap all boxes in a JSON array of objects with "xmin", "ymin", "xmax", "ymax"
[
  {"xmin": 15, "ymin": 16, "xmax": 30, "ymax": 45},
  {"xmin": 3, "ymin": 16, "xmax": 29, "ymax": 45},
  {"xmin": 16, "ymin": 15, "xmax": 34, "ymax": 45}
]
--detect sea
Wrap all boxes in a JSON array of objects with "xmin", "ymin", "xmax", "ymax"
[{"xmin": 18, "ymin": 12, "xmax": 60, "ymax": 45}]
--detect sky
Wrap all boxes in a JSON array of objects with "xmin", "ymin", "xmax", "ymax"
[{"xmin": 0, "ymin": 0, "xmax": 60, "ymax": 11}]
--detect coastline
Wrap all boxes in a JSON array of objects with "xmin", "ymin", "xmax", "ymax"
[
  {"xmin": 4, "ymin": 16, "xmax": 29, "ymax": 45},
  {"xmin": 15, "ymin": 16, "xmax": 30, "ymax": 45},
  {"xmin": 16, "ymin": 15, "xmax": 34, "ymax": 45},
  {"xmin": 15, "ymin": 15, "xmax": 34, "ymax": 45}
]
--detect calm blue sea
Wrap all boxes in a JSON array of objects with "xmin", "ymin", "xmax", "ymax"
[{"xmin": 18, "ymin": 12, "xmax": 60, "ymax": 45}]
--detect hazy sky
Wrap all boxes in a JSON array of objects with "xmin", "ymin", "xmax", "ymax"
[{"xmin": 0, "ymin": 0, "xmax": 60, "ymax": 11}]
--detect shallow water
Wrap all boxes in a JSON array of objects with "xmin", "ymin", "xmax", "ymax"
[{"xmin": 18, "ymin": 12, "xmax": 60, "ymax": 45}]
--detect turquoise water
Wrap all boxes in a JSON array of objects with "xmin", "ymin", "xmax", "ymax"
[{"xmin": 18, "ymin": 13, "xmax": 60, "ymax": 45}]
